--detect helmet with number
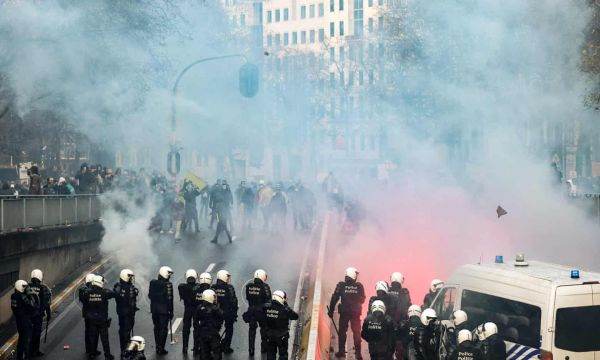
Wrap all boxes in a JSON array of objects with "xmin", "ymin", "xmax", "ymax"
[
  {"xmin": 430, "ymin": 279, "xmax": 444, "ymax": 292},
  {"xmin": 254, "ymin": 269, "xmax": 267, "ymax": 282},
  {"xmin": 272, "ymin": 290, "xmax": 287, "ymax": 305},
  {"xmin": 457, "ymin": 329, "xmax": 472, "ymax": 345},
  {"xmin": 217, "ymin": 270, "xmax": 231, "ymax": 283},
  {"xmin": 202, "ymin": 289, "xmax": 217, "ymax": 304},
  {"xmin": 120, "ymin": 269, "xmax": 135, "ymax": 283},
  {"xmin": 375, "ymin": 280, "xmax": 389, "ymax": 293},
  {"xmin": 199, "ymin": 272, "xmax": 212, "ymax": 284},
  {"xmin": 420, "ymin": 308, "xmax": 437, "ymax": 326},
  {"xmin": 185, "ymin": 269, "xmax": 198, "ymax": 281},
  {"xmin": 345, "ymin": 267, "xmax": 359, "ymax": 280},
  {"xmin": 483, "ymin": 322, "xmax": 498, "ymax": 339},
  {"xmin": 85, "ymin": 273, "xmax": 96, "ymax": 284},
  {"xmin": 451, "ymin": 310, "xmax": 468, "ymax": 327},
  {"xmin": 15, "ymin": 280, "xmax": 28, "ymax": 293},
  {"xmin": 407, "ymin": 304, "xmax": 422, "ymax": 318},
  {"xmin": 128, "ymin": 336, "xmax": 145, "ymax": 351},
  {"xmin": 92, "ymin": 275, "xmax": 104, "ymax": 288},
  {"xmin": 158, "ymin": 266, "xmax": 173, "ymax": 279},
  {"xmin": 371, "ymin": 300, "xmax": 386, "ymax": 314},
  {"xmin": 31, "ymin": 269, "xmax": 43, "ymax": 282},
  {"xmin": 390, "ymin": 272, "xmax": 404, "ymax": 285}
]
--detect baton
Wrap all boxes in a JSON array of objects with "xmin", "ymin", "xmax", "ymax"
[
  {"xmin": 169, "ymin": 316, "xmax": 174, "ymax": 343},
  {"xmin": 44, "ymin": 317, "xmax": 49, "ymax": 343},
  {"xmin": 326, "ymin": 306, "xmax": 339, "ymax": 336}
]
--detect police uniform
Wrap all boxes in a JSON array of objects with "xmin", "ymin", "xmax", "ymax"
[
  {"xmin": 194, "ymin": 300, "xmax": 224, "ymax": 360},
  {"xmin": 177, "ymin": 281, "xmax": 203, "ymax": 352},
  {"xmin": 361, "ymin": 311, "xmax": 396, "ymax": 360},
  {"xmin": 11, "ymin": 287, "xmax": 38, "ymax": 360},
  {"xmin": 328, "ymin": 277, "xmax": 365, "ymax": 357},
  {"xmin": 82, "ymin": 285, "xmax": 116, "ymax": 360},
  {"xmin": 402, "ymin": 315, "xmax": 423, "ymax": 360},
  {"xmin": 28, "ymin": 278, "xmax": 52, "ymax": 357},
  {"xmin": 113, "ymin": 280, "xmax": 139, "ymax": 351},
  {"xmin": 414, "ymin": 323, "xmax": 438, "ymax": 360},
  {"xmin": 261, "ymin": 300, "xmax": 298, "ymax": 360},
  {"xmin": 479, "ymin": 334, "xmax": 506, "ymax": 360},
  {"xmin": 422, "ymin": 289, "xmax": 439, "ymax": 309},
  {"xmin": 212, "ymin": 279, "xmax": 238, "ymax": 352},
  {"xmin": 78, "ymin": 281, "xmax": 97, "ymax": 356},
  {"xmin": 148, "ymin": 276, "xmax": 173, "ymax": 354},
  {"xmin": 388, "ymin": 283, "xmax": 411, "ymax": 359},
  {"xmin": 449, "ymin": 340, "xmax": 483, "ymax": 360},
  {"xmin": 244, "ymin": 278, "xmax": 271, "ymax": 355}
]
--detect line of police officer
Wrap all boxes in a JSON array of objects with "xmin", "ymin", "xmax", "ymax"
[
  {"xmin": 328, "ymin": 267, "xmax": 507, "ymax": 360},
  {"xmin": 13, "ymin": 265, "xmax": 298, "ymax": 360}
]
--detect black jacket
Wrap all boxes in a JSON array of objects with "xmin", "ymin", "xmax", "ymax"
[
  {"xmin": 245, "ymin": 279, "xmax": 271, "ymax": 308},
  {"xmin": 389, "ymin": 283, "xmax": 411, "ymax": 321},
  {"xmin": 178, "ymin": 281, "xmax": 203, "ymax": 309},
  {"xmin": 78, "ymin": 282, "xmax": 91, "ymax": 317},
  {"xmin": 361, "ymin": 312, "xmax": 396, "ymax": 355},
  {"xmin": 415, "ymin": 324, "xmax": 439, "ymax": 360},
  {"xmin": 401, "ymin": 315, "xmax": 422, "ymax": 348},
  {"xmin": 422, "ymin": 290, "xmax": 439, "ymax": 309},
  {"xmin": 368, "ymin": 292, "xmax": 399, "ymax": 321},
  {"xmin": 479, "ymin": 334, "xmax": 506, "ymax": 360},
  {"xmin": 113, "ymin": 280, "xmax": 139, "ymax": 317},
  {"xmin": 194, "ymin": 300, "xmax": 224, "ymax": 336},
  {"xmin": 11, "ymin": 290, "xmax": 39, "ymax": 319},
  {"xmin": 329, "ymin": 277, "xmax": 366, "ymax": 316},
  {"xmin": 121, "ymin": 350, "xmax": 146, "ymax": 360},
  {"xmin": 261, "ymin": 301, "xmax": 299, "ymax": 338},
  {"xmin": 82, "ymin": 285, "xmax": 116, "ymax": 321},
  {"xmin": 212, "ymin": 279, "xmax": 238, "ymax": 317},
  {"xmin": 148, "ymin": 276, "xmax": 173, "ymax": 315},
  {"xmin": 28, "ymin": 279, "xmax": 52, "ymax": 318},
  {"xmin": 449, "ymin": 340, "xmax": 484, "ymax": 360}
]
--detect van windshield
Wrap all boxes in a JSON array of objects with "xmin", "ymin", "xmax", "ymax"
[{"xmin": 555, "ymin": 306, "xmax": 600, "ymax": 352}]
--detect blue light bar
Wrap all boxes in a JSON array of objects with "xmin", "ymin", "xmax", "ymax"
[
  {"xmin": 571, "ymin": 270, "xmax": 580, "ymax": 279},
  {"xmin": 495, "ymin": 255, "xmax": 504, "ymax": 264}
]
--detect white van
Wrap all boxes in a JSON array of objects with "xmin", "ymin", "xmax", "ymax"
[{"xmin": 430, "ymin": 255, "xmax": 600, "ymax": 360}]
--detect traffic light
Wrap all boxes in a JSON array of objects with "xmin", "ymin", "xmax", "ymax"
[{"xmin": 239, "ymin": 62, "xmax": 259, "ymax": 98}]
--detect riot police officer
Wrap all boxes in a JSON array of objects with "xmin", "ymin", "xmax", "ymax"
[
  {"xmin": 79, "ymin": 273, "xmax": 99, "ymax": 358},
  {"xmin": 402, "ymin": 305, "xmax": 423, "ymax": 360},
  {"xmin": 212, "ymin": 269, "xmax": 238, "ymax": 354},
  {"xmin": 449, "ymin": 330, "xmax": 483, "ymax": 360},
  {"xmin": 361, "ymin": 300, "xmax": 396, "ymax": 360},
  {"xmin": 121, "ymin": 336, "xmax": 146, "ymax": 360},
  {"xmin": 261, "ymin": 290, "xmax": 298, "ymax": 360},
  {"xmin": 440, "ymin": 310, "xmax": 468, "ymax": 359},
  {"xmin": 114, "ymin": 269, "xmax": 138, "ymax": 353},
  {"xmin": 414, "ymin": 308, "xmax": 439, "ymax": 360},
  {"xmin": 28, "ymin": 269, "xmax": 52, "ymax": 357},
  {"xmin": 328, "ymin": 267, "xmax": 365, "ymax": 359},
  {"xmin": 178, "ymin": 269, "xmax": 202, "ymax": 354},
  {"xmin": 198, "ymin": 272, "xmax": 213, "ymax": 292},
  {"xmin": 194, "ymin": 289, "xmax": 224, "ymax": 360},
  {"xmin": 367, "ymin": 281, "xmax": 398, "ymax": 320},
  {"xmin": 422, "ymin": 279, "xmax": 443, "ymax": 308},
  {"xmin": 243, "ymin": 269, "xmax": 271, "ymax": 357},
  {"xmin": 82, "ymin": 275, "xmax": 116, "ymax": 360},
  {"xmin": 388, "ymin": 273, "xmax": 411, "ymax": 360},
  {"xmin": 476, "ymin": 322, "xmax": 506, "ymax": 360},
  {"xmin": 11, "ymin": 280, "xmax": 38, "ymax": 360},
  {"xmin": 148, "ymin": 266, "xmax": 174, "ymax": 355}
]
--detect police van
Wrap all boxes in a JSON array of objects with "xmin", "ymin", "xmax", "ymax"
[{"xmin": 430, "ymin": 254, "xmax": 600, "ymax": 360}]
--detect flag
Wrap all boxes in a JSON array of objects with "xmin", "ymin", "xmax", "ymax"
[{"xmin": 184, "ymin": 172, "xmax": 207, "ymax": 191}]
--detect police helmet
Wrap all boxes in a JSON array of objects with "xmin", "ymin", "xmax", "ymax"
[
  {"xmin": 120, "ymin": 269, "xmax": 135, "ymax": 283},
  {"xmin": 407, "ymin": 304, "xmax": 422, "ymax": 318},
  {"xmin": 85, "ymin": 273, "xmax": 96, "ymax": 284},
  {"xmin": 345, "ymin": 267, "xmax": 359, "ymax": 280},
  {"xmin": 457, "ymin": 329, "xmax": 472, "ymax": 345},
  {"xmin": 451, "ymin": 310, "xmax": 468, "ymax": 327},
  {"xmin": 31, "ymin": 269, "xmax": 43, "ymax": 282},
  {"xmin": 430, "ymin": 279, "xmax": 444, "ymax": 292},
  {"xmin": 420, "ymin": 308, "xmax": 437, "ymax": 326},
  {"xmin": 272, "ymin": 290, "xmax": 287, "ymax": 305},
  {"xmin": 202, "ymin": 289, "xmax": 217, "ymax": 304},
  {"xmin": 199, "ymin": 272, "xmax": 212, "ymax": 284},
  {"xmin": 375, "ymin": 280, "xmax": 389, "ymax": 293},
  {"xmin": 217, "ymin": 270, "xmax": 231, "ymax": 283},
  {"xmin": 15, "ymin": 280, "xmax": 28, "ymax": 293},
  {"xmin": 185, "ymin": 269, "xmax": 198, "ymax": 281},
  {"xmin": 371, "ymin": 300, "xmax": 386, "ymax": 314},
  {"xmin": 158, "ymin": 266, "xmax": 173, "ymax": 279},
  {"xmin": 128, "ymin": 336, "xmax": 145, "ymax": 351},
  {"xmin": 254, "ymin": 269, "xmax": 267, "ymax": 282},
  {"xmin": 390, "ymin": 272, "xmax": 404, "ymax": 285}
]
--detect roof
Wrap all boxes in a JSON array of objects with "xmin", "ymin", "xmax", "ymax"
[{"xmin": 453, "ymin": 259, "xmax": 600, "ymax": 288}]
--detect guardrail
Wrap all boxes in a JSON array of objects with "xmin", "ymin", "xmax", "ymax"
[{"xmin": 0, "ymin": 195, "xmax": 101, "ymax": 233}]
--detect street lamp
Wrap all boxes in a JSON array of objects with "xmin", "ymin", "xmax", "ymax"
[{"xmin": 167, "ymin": 54, "xmax": 260, "ymax": 176}]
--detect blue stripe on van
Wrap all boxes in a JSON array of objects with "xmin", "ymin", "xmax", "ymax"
[
  {"xmin": 506, "ymin": 343, "xmax": 541, "ymax": 360},
  {"xmin": 506, "ymin": 344, "xmax": 520, "ymax": 357}
]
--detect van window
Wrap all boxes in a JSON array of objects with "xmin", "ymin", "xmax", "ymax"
[
  {"xmin": 555, "ymin": 306, "xmax": 600, "ymax": 352},
  {"xmin": 461, "ymin": 289, "xmax": 541, "ymax": 348},
  {"xmin": 431, "ymin": 287, "xmax": 456, "ymax": 320}
]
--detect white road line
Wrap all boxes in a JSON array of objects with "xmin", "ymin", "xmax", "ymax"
[
  {"xmin": 205, "ymin": 263, "xmax": 216, "ymax": 273},
  {"xmin": 169, "ymin": 317, "xmax": 183, "ymax": 335}
]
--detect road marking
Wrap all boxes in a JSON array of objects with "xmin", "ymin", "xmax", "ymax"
[
  {"xmin": 205, "ymin": 263, "xmax": 216, "ymax": 273},
  {"xmin": 169, "ymin": 317, "xmax": 183, "ymax": 335}
]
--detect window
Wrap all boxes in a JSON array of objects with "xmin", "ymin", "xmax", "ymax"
[
  {"xmin": 555, "ymin": 306, "xmax": 600, "ymax": 352},
  {"xmin": 431, "ymin": 287, "xmax": 457, "ymax": 320},
  {"xmin": 378, "ymin": 42, "xmax": 384, "ymax": 58},
  {"xmin": 354, "ymin": 0, "xmax": 363, "ymax": 36},
  {"xmin": 461, "ymin": 289, "xmax": 541, "ymax": 348},
  {"xmin": 348, "ymin": 71, "xmax": 354, "ymax": 86},
  {"xmin": 330, "ymin": 22, "xmax": 335, "ymax": 37},
  {"xmin": 275, "ymin": 9, "xmax": 281, "ymax": 22},
  {"xmin": 368, "ymin": 0, "xmax": 373, "ymax": 5},
  {"xmin": 319, "ymin": 28, "xmax": 325, "ymax": 42},
  {"xmin": 339, "ymin": 0, "xmax": 344, "ymax": 10},
  {"xmin": 275, "ymin": 33, "xmax": 281, "ymax": 46},
  {"xmin": 284, "ymin": 8, "xmax": 289, "ymax": 21},
  {"xmin": 267, "ymin": 35, "xmax": 272, "ymax": 46},
  {"xmin": 330, "ymin": 0, "xmax": 335, "ymax": 11},
  {"xmin": 339, "ymin": 21, "xmax": 345, "ymax": 36},
  {"xmin": 330, "ymin": 72, "xmax": 335, "ymax": 87},
  {"xmin": 310, "ymin": 30, "xmax": 315, "ymax": 43},
  {"xmin": 368, "ymin": 70, "xmax": 374, "ymax": 84},
  {"xmin": 301, "ymin": 5, "xmax": 307, "ymax": 18},
  {"xmin": 329, "ymin": 47, "xmax": 335, "ymax": 60},
  {"xmin": 378, "ymin": 0, "xmax": 383, "ymax": 4},
  {"xmin": 359, "ymin": 70, "xmax": 364, "ymax": 85},
  {"xmin": 368, "ymin": 17, "xmax": 374, "ymax": 32},
  {"xmin": 267, "ymin": 10, "xmax": 272, "ymax": 23},
  {"xmin": 340, "ymin": 70, "xmax": 344, "ymax": 86},
  {"xmin": 284, "ymin": 33, "xmax": 289, "ymax": 45},
  {"xmin": 349, "ymin": 44, "xmax": 355, "ymax": 60},
  {"xmin": 319, "ymin": 3, "xmax": 325, "ymax": 16},
  {"xmin": 292, "ymin": 32, "xmax": 298, "ymax": 44},
  {"xmin": 310, "ymin": 4, "xmax": 315, "ymax": 17},
  {"xmin": 340, "ymin": 47, "xmax": 345, "ymax": 62},
  {"xmin": 378, "ymin": 16, "xmax": 384, "ymax": 30},
  {"xmin": 239, "ymin": 13, "xmax": 245, "ymax": 26},
  {"xmin": 301, "ymin": 31, "xmax": 307, "ymax": 44}
]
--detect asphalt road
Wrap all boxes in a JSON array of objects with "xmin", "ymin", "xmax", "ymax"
[{"xmin": 36, "ymin": 226, "xmax": 310, "ymax": 360}]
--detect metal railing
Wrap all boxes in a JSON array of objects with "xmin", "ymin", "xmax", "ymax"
[{"xmin": 0, "ymin": 195, "xmax": 101, "ymax": 233}]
